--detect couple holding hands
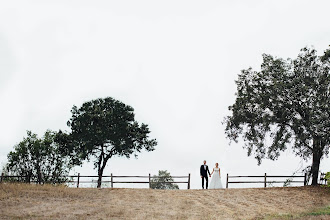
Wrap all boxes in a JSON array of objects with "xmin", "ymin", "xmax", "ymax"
[{"xmin": 200, "ymin": 160, "xmax": 223, "ymax": 189}]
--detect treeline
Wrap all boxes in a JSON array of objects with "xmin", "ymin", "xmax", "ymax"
[{"xmin": 3, "ymin": 97, "xmax": 157, "ymax": 188}]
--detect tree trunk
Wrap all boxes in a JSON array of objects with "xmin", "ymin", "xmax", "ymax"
[
  {"xmin": 26, "ymin": 171, "xmax": 32, "ymax": 183},
  {"xmin": 97, "ymin": 167, "xmax": 104, "ymax": 188},
  {"xmin": 311, "ymin": 140, "xmax": 322, "ymax": 186},
  {"xmin": 36, "ymin": 164, "xmax": 42, "ymax": 184},
  {"xmin": 97, "ymin": 159, "xmax": 109, "ymax": 188},
  {"xmin": 97, "ymin": 148, "xmax": 112, "ymax": 188}
]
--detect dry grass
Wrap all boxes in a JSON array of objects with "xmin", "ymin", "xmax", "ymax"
[{"xmin": 0, "ymin": 184, "xmax": 329, "ymax": 220}]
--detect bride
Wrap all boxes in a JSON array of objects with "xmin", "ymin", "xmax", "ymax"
[{"xmin": 209, "ymin": 163, "xmax": 223, "ymax": 189}]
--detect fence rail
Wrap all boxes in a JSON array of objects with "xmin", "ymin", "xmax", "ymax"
[
  {"xmin": 226, "ymin": 173, "xmax": 307, "ymax": 188},
  {"xmin": 0, "ymin": 173, "xmax": 191, "ymax": 189}
]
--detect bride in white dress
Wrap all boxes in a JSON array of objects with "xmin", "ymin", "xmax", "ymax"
[{"xmin": 209, "ymin": 163, "xmax": 223, "ymax": 189}]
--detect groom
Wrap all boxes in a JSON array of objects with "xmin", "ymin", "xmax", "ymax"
[{"xmin": 200, "ymin": 160, "xmax": 211, "ymax": 189}]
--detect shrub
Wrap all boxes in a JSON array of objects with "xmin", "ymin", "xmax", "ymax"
[{"xmin": 325, "ymin": 172, "xmax": 330, "ymax": 187}]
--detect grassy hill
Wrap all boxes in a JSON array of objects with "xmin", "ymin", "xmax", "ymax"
[{"xmin": 0, "ymin": 183, "xmax": 329, "ymax": 219}]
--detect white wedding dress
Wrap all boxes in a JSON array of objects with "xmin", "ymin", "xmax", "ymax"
[{"xmin": 209, "ymin": 167, "xmax": 223, "ymax": 189}]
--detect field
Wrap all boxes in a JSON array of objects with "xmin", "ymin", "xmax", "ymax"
[{"xmin": 0, "ymin": 184, "xmax": 329, "ymax": 220}]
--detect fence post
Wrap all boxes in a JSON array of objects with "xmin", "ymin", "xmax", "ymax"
[
  {"xmin": 0, "ymin": 173, "xmax": 3, "ymax": 183},
  {"xmin": 226, "ymin": 173, "xmax": 229, "ymax": 188},
  {"xmin": 111, "ymin": 173, "xmax": 113, "ymax": 189},
  {"xmin": 187, "ymin": 173, "xmax": 191, "ymax": 189},
  {"xmin": 149, "ymin": 173, "xmax": 151, "ymax": 189},
  {"xmin": 77, "ymin": 173, "xmax": 80, "ymax": 188},
  {"xmin": 264, "ymin": 173, "xmax": 267, "ymax": 188},
  {"xmin": 304, "ymin": 173, "xmax": 307, "ymax": 186}
]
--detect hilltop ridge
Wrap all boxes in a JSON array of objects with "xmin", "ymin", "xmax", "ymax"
[{"xmin": 0, "ymin": 184, "xmax": 329, "ymax": 219}]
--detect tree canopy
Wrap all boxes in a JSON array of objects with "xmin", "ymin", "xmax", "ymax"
[
  {"xmin": 6, "ymin": 130, "xmax": 71, "ymax": 184},
  {"xmin": 224, "ymin": 47, "xmax": 329, "ymax": 185},
  {"xmin": 150, "ymin": 170, "xmax": 179, "ymax": 189},
  {"xmin": 62, "ymin": 97, "xmax": 157, "ymax": 188}
]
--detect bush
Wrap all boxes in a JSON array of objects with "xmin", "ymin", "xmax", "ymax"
[
  {"xmin": 150, "ymin": 170, "xmax": 179, "ymax": 190},
  {"xmin": 325, "ymin": 172, "xmax": 330, "ymax": 187}
]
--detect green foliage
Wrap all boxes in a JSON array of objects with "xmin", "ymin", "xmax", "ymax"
[
  {"xmin": 306, "ymin": 206, "xmax": 330, "ymax": 216},
  {"xmin": 264, "ymin": 206, "xmax": 330, "ymax": 219},
  {"xmin": 6, "ymin": 130, "xmax": 72, "ymax": 184},
  {"xmin": 283, "ymin": 178, "xmax": 293, "ymax": 187},
  {"xmin": 224, "ymin": 46, "xmax": 329, "ymax": 185},
  {"xmin": 321, "ymin": 47, "xmax": 330, "ymax": 61},
  {"xmin": 63, "ymin": 97, "xmax": 157, "ymax": 188},
  {"xmin": 283, "ymin": 171, "xmax": 299, "ymax": 187},
  {"xmin": 326, "ymin": 172, "xmax": 330, "ymax": 187},
  {"xmin": 150, "ymin": 170, "xmax": 179, "ymax": 190}
]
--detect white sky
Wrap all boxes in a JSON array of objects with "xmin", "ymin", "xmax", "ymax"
[{"xmin": 0, "ymin": 0, "xmax": 329, "ymax": 189}]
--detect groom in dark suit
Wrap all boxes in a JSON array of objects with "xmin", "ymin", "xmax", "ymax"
[{"xmin": 200, "ymin": 160, "xmax": 211, "ymax": 189}]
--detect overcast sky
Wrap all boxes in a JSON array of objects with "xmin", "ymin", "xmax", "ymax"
[{"xmin": 0, "ymin": 0, "xmax": 329, "ymax": 189}]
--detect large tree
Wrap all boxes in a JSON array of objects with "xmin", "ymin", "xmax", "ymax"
[
  {"xmin": 224, "ymin": 47, "xmax": 329, "ymax": 185},
  {"xmin": 64, "ymin": 97, "xmax": 157, "ymax": 188},
  {"xmin": 6, "ymin": 130, "xmax": 71, "ymax": 184}
]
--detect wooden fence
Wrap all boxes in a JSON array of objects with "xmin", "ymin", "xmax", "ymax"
[
  {"xmin": 4, "ymin": 172, "xmax": 326, "ymax": 189},
  {"xmin": 0, "ymin": 173, "xmax": 191, "ymax": 189},
  {"xmin": 226, "ymin": 173, "xmax": 307, "ymax": 188}
]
